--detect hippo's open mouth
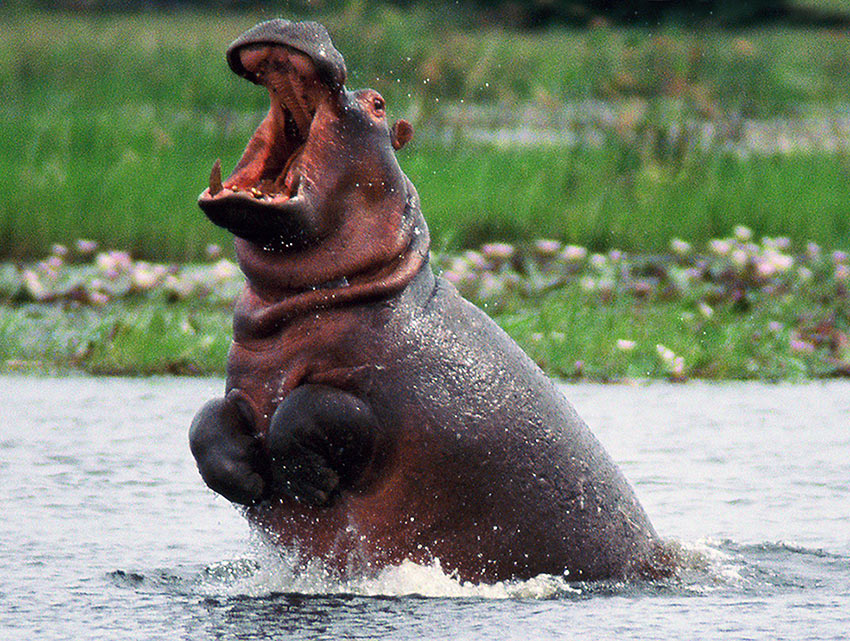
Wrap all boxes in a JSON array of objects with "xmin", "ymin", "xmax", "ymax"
[{"xmin": 198, "ymin": 20, "xmax": 346, "ymax": 246}]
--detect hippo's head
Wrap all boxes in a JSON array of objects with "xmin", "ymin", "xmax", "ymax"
[{"xmin": 199, "ymin": 20, "xmax": 416, "ymax": 281}]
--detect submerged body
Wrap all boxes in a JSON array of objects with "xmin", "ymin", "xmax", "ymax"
[{"xmin": 190, "ymin": 19, "xmax": 665, "ymax": 583}]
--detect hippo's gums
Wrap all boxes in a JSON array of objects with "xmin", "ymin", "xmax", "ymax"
[{"xmin": 190, "ymin": 19, "xmax": 669, "ymax": 583}]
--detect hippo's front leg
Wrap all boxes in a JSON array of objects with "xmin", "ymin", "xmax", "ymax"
[
  {"xmin": 189, "ymin": 391, "xmax": 269, "ymax": 505},
  {"xmin": 266, "ymin": 384, "xmax": 383, "ymax": 506}
]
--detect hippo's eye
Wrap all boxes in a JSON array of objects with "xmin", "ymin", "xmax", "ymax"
[{"xmin": 371, "ymin": 96, "xmax": 386, "ymax": 116}]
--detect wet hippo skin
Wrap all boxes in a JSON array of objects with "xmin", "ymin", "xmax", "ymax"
[{"xmin": 190, "ymin": 19, "xmax": 667, "ymax": 583}]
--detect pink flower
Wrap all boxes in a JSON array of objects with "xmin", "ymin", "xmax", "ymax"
[
  {"xmin": 589, "ymin": 253, "xmax": 607, "ymax": 269},
  {"xmin": 22, "ymin": 269, "xmax": 46, "ymax": 300},
  {"xmin": 709, "ymin": 239, "xmax": 731, "ymax": 256},
  {"xmin": 463, "ymin": 250, "xmax": 490, "ymax": 271},
  {"xmin": 481, "ymin": 243, "xmax": 515, "ymax": 262},
  {"xmin": 560, "ymin": 245, "xmax": 587, "ymax": 262},
  {"xmin": 670, "ymin": 238, "xmax": 691, "ymax": 257},
  {"xmin": 533, "ymin": 239, "xmax": 561, "ymax": 257},
  {"xmin": 75, "ymin": 239, "xmax": 99, "ymax": 254},
  {"xmin": 790, "ymin": 336, "xmax": 815, "ymax": 353},
  {"xmin": 96, "ymin": 251, "xmax": 132, "ymax": 278},
  {"xmin": 443, "ymin": 270, "xmax": 462, "ymax": 285}
]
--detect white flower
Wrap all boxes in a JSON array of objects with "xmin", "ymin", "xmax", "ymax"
[
  {"xmin": 733, "ymin": 225, "xmax": 753, "ymax": 242},
  {"xmin": 131, "ymin": 262, "xmax": 167, "ymax": 290},
  {"xmin": 670, "ymin": 238, "xmax": 691, "ymax": 257},
  {"xmin": 656, "ymin": 344, "xmax": 676, "ymax": 364},
  {"xmin": 211, "ymin": 258, "xmax": 239, "ymax": 282},
  {"xmin": 616, "ymin": 339, "xmax": 636, "ymax": 351}
]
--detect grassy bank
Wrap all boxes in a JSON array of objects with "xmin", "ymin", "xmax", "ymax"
[
  {"xmin": 3, "ymin": 10, "xmax": 850, "ymax": 260},
  {"xmin": 3, "ymin": 230, "xmax": 848, "ymax": 380}
]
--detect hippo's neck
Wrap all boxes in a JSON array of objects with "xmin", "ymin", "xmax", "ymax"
[{"xmin": 232, "ymin": 182, "xmax": 430, "ymax": 342}]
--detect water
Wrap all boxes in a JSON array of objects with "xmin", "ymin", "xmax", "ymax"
[{"xmin": 2, "ymin": 376, "xmax": 848, "ymax": 640}]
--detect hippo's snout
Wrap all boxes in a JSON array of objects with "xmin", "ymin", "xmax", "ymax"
[
  {"xmin": 199, "ymin": 19, "xmax": 411, "ymax": 251},
  {"xmin": 226, "ymin": 19, "xmax": 346, "ymax": 91}
]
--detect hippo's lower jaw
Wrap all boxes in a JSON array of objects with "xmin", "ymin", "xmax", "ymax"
[{"xmin": 199, "ymin": 165, "xmax": 315, "ymax": 250}]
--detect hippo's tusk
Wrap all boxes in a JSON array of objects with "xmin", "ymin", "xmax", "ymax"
[{"xmin": 209, "ymin": 159, "xmax": 223, "ymax": 196}]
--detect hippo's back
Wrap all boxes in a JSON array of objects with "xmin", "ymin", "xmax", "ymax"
[{"xmin": 355, "ymin": 270, "xmax": 660, "ymax": 581}]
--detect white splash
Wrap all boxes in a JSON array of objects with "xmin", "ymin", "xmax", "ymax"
[{"xmin": 200, "ymin": 539, "xmax": 580, "ymax": 600}]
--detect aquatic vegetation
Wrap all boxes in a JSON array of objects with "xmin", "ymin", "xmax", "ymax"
[{"xmin": 1, "ymin": 228, "xmax": 847, "ymax": 380}]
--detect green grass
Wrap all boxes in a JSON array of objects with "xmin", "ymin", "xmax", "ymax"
[
  {"xmin": 4, "ymin": 109, "xmax": 850, "ymax": 260},
  {"xmin": 498, "ymin": 284, "xmax": 837, "ymax": 381},
  {"xmin": 412, "ymin": 144, "xmax": 850, "ymax": 252},
  {"xmin": 3, "ymin": 10, "xmax": 850, "ymax": 260},
  {"xmin": 2, "ymin": 271, "xmax": 846, "ymax": 381}
]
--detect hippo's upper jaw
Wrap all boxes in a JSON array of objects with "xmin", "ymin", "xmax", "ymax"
[{"xmin": 198, "ymin": 20, "xmax": 348, "ymax": 249}]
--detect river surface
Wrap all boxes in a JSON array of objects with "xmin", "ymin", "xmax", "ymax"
[{"xmin": 1, "ymin": 376, "xmax": 848, "ymax": 640}]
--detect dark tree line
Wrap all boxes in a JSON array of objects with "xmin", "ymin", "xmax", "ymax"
[{"xmin": 23, "ymin": 0, "xmax": 850, "ymax": 28}]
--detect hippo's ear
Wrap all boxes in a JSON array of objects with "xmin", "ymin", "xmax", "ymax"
[{"xmin": 391, "ymin": 119, "xmax": 414, "ymax": 151}]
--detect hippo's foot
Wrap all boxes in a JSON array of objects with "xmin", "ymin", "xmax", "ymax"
[
  {"xmin": 266, "ymin": 384, "xmax": 382, "ymax": 507},
  {"xmin": 189, "ymin": 391, "xmax": 269, "ymax": 505}
]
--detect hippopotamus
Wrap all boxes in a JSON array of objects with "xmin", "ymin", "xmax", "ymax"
[{"xmin": 190, "ymin": 19, "xmax": 666, "ymax": 583}]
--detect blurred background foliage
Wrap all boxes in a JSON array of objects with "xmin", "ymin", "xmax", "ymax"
[{"xmin": 2, "ymin": 1, "xmax": 850, "ymax": 260}]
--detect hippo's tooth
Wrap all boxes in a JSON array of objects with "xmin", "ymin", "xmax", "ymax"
[{"xmin": 209, "ymin": 159, "xmax": 223, "ymax": 196}]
